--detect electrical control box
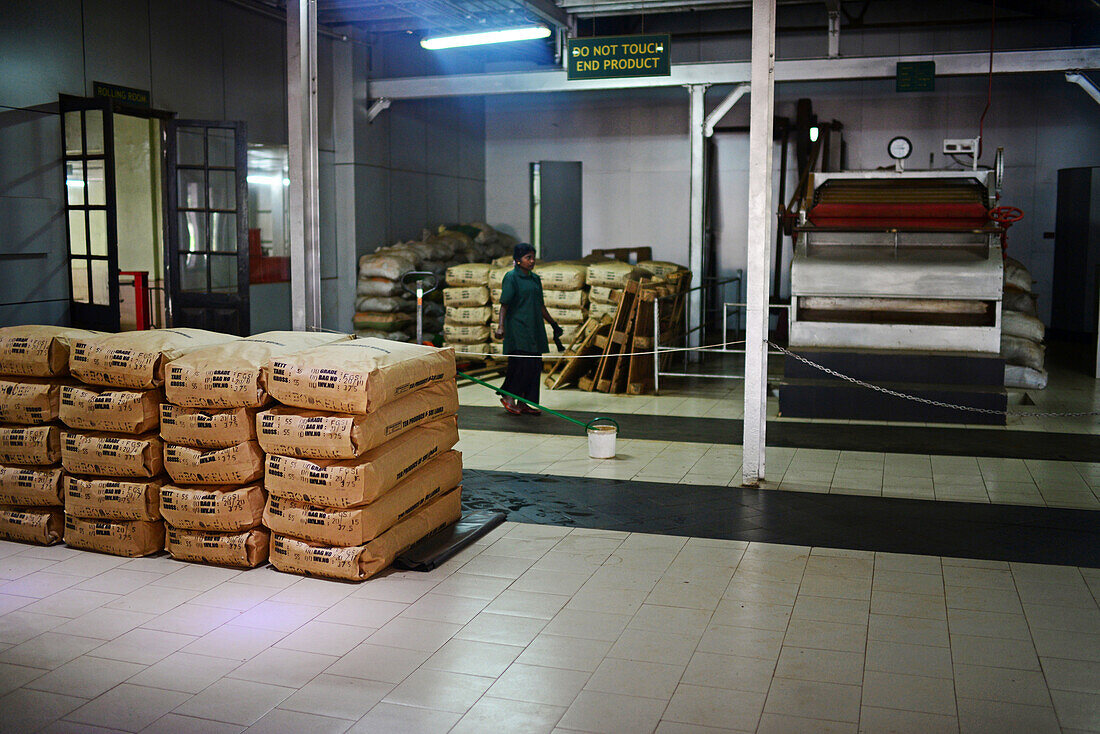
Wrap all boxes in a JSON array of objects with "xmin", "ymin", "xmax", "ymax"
[{"xmin": 943, "ymin": 138, "xmax": 979, "ymax": 155}]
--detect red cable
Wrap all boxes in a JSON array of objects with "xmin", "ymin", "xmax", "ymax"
[{"xmin": 977, "ymin": 0, "xmax": 996, "ymax": 159}]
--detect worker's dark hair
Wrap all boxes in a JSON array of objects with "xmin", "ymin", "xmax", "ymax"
[{"xmin": 513, "ymin": 243, "xmax": 535, "ymax": 262}]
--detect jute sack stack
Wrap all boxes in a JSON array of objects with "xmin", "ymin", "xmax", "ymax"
[
  {"xmin": 158, "ymin": 331, "xmax": 346, "ymax": 568},
  {"xmin": 0, "ymin": 326, "xmax": 96, "ymax": 545},
  {"xmin": 59, "ymin": 328, "xmax": 236, "ymax": 557},
  {"xmin": 261, "ymin": 341, "xmax": 463, "ymax": 581},
  {"xmin": 1000, "ymin": 257, "xmax": 1048, "ymax": 390}
]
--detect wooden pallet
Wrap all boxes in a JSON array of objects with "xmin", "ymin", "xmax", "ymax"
[
  {"xmin": 591, "ymin": 280, "xmax": 642, "ymax": 393},
  {"xmin": 658, "ymin": 270, "xmax": 692, "ymax": 370},
  {"xmin": 545, "ymin": 317, "xmax": 609, "ymax": 390},
  {"xmin": 627, "ymin": 287, "xmax": 658, "ymax": 395}
]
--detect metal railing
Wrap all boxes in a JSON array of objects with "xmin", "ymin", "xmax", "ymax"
[{"xmin": 652, "ymin": 271, "xmax": 743, "ymax": 391}]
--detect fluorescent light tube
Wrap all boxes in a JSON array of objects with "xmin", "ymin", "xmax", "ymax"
[{"xmin": 421, "ymin": 25, "xmax": 551, "ymax": 50}]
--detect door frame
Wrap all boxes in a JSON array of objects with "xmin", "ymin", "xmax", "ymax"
[
  {"xmin": 163, "ymin": 119, "xmax": 251, "ymax": 335},
  {"xmin": 58, "ymin": 94, "xmax": 174, "ymax": 331}
]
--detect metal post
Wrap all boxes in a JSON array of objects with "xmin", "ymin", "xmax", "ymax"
[
  {"xmin": 687, "ymin": 84, "xmax": 708, "ymax": 361},
  {"xmin": 287, "ymin": 0, "xmax": 322, "ymax": 331},
  {"xmin": 653, "ymin": 297, "xmax": 660, "ymax": 394},
  {"xmin": 826, "ymin": 0, "xmax": 841, "ymax": 58},
  {"xmin": 416, "ymin": 284, "xmax": 424, "ymax": 344},
  {"xmin": 742, "ymin": 0, "xmax": 777, "ymax": 487}
]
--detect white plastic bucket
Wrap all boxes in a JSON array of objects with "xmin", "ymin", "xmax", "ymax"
[{"xmin": 587, "ymin": 418, "xmax": 619, "ymax": 459}]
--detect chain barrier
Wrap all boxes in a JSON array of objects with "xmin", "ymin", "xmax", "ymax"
[{"xmin": 770, "ymin": 342, "xmax": 1100, "ymax": 419}]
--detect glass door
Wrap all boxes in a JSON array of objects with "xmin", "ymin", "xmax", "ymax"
[
  {"xmin": 165, "ymin": 120, "xmax": 250, "ymax": 335},
  {"xmin": 60, "ymin": 95, "xmax": 120, "ymax": 330}
]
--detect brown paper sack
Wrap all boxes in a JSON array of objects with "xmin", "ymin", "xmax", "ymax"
[
  {"xmin": 69, "ymin": 329, "xmax": 238, "ymax": 389},
  {"xmin": 442, "ymin": 286, "xmax": 490, "ymax": 308},
  {"xmin": 164, "ymin": 331, "xmax": 350, "ymax": 408},
  {"xmin": 163, "ymin": 440, "xmax": 264, "ymax": 485},
  {"xmin": 0, "ymin": 325, "xmax": 101, "ymax": 377},
  {"xmin": 165, "ymin": 525, "xmax": 270, "ymax": 568},
  {"xmin": 269, "ymin": 487, "xmax": 462, "ymax": 581},
  {"xmin": 0, "ymin": 507, "xmax": 64, "ymax": 545},
  {"xmin": 0, "ymin": 465, "xmax": 64, "ymax": 506},
  {"xmin": 265, "ymin": 416, "xmax": 458, "ymax": 507},
  {"xmin": 257, "ymin": 380, "xmax": 458, "ymax": 460},
  {"xmin": 61, "ymin": 430, "xmax": 163, "ymax": 477},
  {"xmin": 64, "ymin": 475, "xmax": 163, "ymax": 521},
  {"xmin": 264, "ymin": 338, "xmax": 456, "ymax": 414},
  {"xmin": 160, "ymin": 483, "xmax": 265, "ymax": 532},
  {"xmin": 159, "ymin": 404, "xmax": 257, "ymax": 449},
  {"xmin": 0, "ymin": 424, "xmax": 61, "ymax": 466},
  {"xmin": 264, "ymin": 450, "xmax": 462, "ymax": 546},
  {"xmin": 64, "ymin": 515, "xmax": 164, "ymax": 557},
  {"xmin": 0, "ymin": 378, "xmax": 68, "ymax": 425},
  {"xmin": 59, "ymin": 385, "xmax": 162, "ymax": 434}
]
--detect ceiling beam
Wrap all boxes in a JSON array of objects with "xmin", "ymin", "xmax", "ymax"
[
  {"xmin": 524, "ymin": 0, "xmax": 571, "ymax": 29},
  {"xmin": 369, "ymin": 46, "xmax": 1100, "ymax": 98}
]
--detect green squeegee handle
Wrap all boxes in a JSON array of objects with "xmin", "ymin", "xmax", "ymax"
[{"xmin": 456, "ymin": 371, "xmax": 589, "ymax": 429}]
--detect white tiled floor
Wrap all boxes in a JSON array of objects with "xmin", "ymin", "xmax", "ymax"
[
  {"xmin": 457, "ymin": 430, "xmax": 1100, "ymax": 509},
  {"xmin": 457, "ymin": 370, "xmax": 1100, "ymax": 509},
  {"xmin": 0, "ymin": 523, "xmax": 1097, "ymax": 733}
]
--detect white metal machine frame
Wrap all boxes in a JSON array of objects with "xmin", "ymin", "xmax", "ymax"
[{"xmin": 788, "ymin": 169, "xmax": 1004, "ymax": 354}]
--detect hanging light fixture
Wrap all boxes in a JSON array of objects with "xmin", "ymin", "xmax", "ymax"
[{"xmin": 420, "ymin": 25, "xmax": 550, "ymax": 50}]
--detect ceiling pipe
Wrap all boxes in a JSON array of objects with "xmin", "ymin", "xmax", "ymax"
[{"xmin": 1066, "ymin": 71, "xmax": 1100, "ymax": 106}]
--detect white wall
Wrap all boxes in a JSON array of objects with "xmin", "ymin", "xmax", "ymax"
[{"xmin": 486, "ymin": 73, "xmax": 1100, "ymax": 325}]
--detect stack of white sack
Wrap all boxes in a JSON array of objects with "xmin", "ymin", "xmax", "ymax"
[
  {"xmin": 0, "ymin": 326, "xmax": 100, "ymax": 546},
  {"xmin": 60, "ymin": 329, "xmax": 238, "ymax": 557},
  {"xmin": 256, "ymin": 338, "xmax": 463, "ymax": 581},
  {"xmin": 1001, "ymin": 257, "xmax": 1048, "ymax": 390},
  {"xmin": 443, "ymin": 266, "xmax": 492, "ymax": 356},
  {"xmin": 158, "ymin": 331, "xmax": 349, "ymax": 568},
  {"xmin": 586, "ymin": 260, "xmax": 652, "ymax": 319}
]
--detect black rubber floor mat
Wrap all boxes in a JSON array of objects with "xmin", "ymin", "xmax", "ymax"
[
  {"xmin": 460, "ymin": 469, "xmax": 1100, "ymax": 568},
  {"xmin": 394, "ymin": 510, "xmax": 507, "ymax": 571}
]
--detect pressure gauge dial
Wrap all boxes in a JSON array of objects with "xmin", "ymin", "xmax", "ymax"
[{"xmin": 888, "ymin": 136, "xmax": 913, "ymax": 160}]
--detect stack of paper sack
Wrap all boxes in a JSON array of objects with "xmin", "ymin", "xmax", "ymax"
[
  {"xmin": 258, "ymin": 338, "xmax": 463, "ymax": 581},
  {"xmin": 159, "ymin": 331, "xmax": 348, "ymax": 568},
  {"xmin": 488, "ymin": 261, "xmax": 588, "ymax": 361},
  {"xmin": 442, "ymin": 265, "xmax": 492, "ymax": 356},
  {"xmin": 60, "ymin": 329, "xmax": 238, "ymax": 557},
  {"xmin": 0, "ymin": 326, "xmax": 101, "ymax": 545}
]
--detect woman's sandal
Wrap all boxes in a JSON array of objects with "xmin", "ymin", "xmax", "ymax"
[{"xmin": 500, "ymin": 397, "xmax": 523, "ymax": 415}]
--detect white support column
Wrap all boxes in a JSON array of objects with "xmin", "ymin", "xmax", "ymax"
[
  {"xmin": 687, "ymin": 83, "xmax": 708, "ymax": 356},
  {"xmin": 287, "ymin": 0, "xmax": 322, "ymax": 331},
  {"xmin": 741, "ymin": 0, "xmax": 777, "ymax": 487},
  {"xmin": 332, "ymin": 32, "xmax": 357, "ymax": 334},
  {"xmin": 826, "ymin": 0, "xmax": 841, "ymax": 58}
]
